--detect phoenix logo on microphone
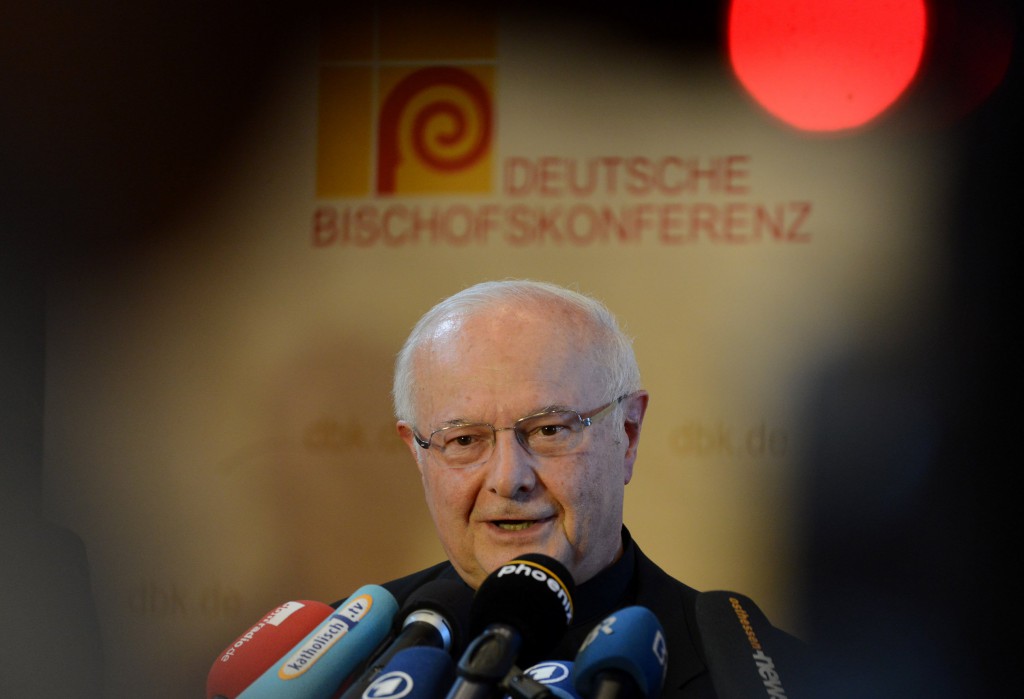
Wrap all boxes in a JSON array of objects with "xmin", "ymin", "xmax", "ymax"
[
  {"xmin": 277, "ymin": 593, "xmax": 374, "ymax": 679},
  {"xmin": 497, "ymin": 559, "xmax": 574, "ymax": 624}
]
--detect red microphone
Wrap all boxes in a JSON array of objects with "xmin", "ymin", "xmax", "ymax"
[{"xmin": 207, "ymin": 600, "xmax": 334, "ymax": 699}]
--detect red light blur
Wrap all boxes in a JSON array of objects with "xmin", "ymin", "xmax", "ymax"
[{"xmin": 728, "ymin": 0, "xmax": 928, "ymax": 131}]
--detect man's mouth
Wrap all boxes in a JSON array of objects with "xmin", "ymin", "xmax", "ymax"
[
  {"xmin": 495, "ymin": 520, "xmax": 535, "ymax": 531},
  {"xmin": 492, "ymin": 516, "xmax": 552, "ymax": 531}
]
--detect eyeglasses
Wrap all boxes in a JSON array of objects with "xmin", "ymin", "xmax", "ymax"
[{"xmin": 412, "ymin": 394, "xmax": 630, "ymax": 469}]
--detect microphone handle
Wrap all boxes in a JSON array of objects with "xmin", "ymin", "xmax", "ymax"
[
  {"xmin": 447, "ymin": 625, "xmax": 521, "ymax": 699},
  {"xmin": 587, "ymin": 670, "xmax": 642, "ymax": 699},
  {"xmin": 505, "ymin": 667, "xmax": 555, "ymax": 699}
]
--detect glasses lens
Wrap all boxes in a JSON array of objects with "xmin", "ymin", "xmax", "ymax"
[
  {"xmin": 426, "ymin": 408, "xmax": 592, "ymax": 468},
  {"xmin": 517, "ymin": 411, "xmax": 584, "ymax": 455},
  {"xmin": 433, "ymin": 425, "xmax": 494, "ymax": 466}
]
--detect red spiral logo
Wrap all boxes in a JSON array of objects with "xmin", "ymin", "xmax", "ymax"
[{"xmin": 377, "ymin": 66, "xmax": 493, "ymax": 195}]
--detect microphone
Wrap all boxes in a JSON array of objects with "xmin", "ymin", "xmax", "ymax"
[
  {"xmin": 236, "ymin": 584, "xmax": 399, "ymax": 698},
  {"xmin": 572, "ymin": 606, "xmax": 667, "ymax": 699},
  {"xmin": 341, "ymin": 579, "xmax": 474, "ymax": 699},
  {"xmin": 447, "ymin": 554, "xmax": 577, "ymax": 699},
  {"xmin": 361, "ymin": 646, "xmax": 456, "ymax": 699},
  {"xmin": 207, "ymin": 600, "xmax": 335, "ymax": 698},
  {"xmin": 521, "ymin": 660, "xmax": 582, "ymax": 699},
  {"xmin": 695, "ymin": 591, "xmax": 802, "ymax": 699}
]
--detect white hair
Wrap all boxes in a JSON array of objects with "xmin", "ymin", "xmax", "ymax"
[{"xmin": 392, "ymin": 280, "xmax": 641, "ymax": 422}]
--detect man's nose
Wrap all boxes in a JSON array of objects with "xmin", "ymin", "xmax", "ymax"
[{"xmin": 484, "ymin": 428, "xmax": 537, "ymax": 498}]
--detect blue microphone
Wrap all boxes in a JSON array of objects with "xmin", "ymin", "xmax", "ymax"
[
  {"xmin": 237, "ymin": 584, "xmax": 398, "ymax": 698},
  {"xmin": 572, "ymin": 607, "xmax": 667, "ymax": 699},
  {"xmin": 522, "ymin": 660, "xmax": 581, "ymax": 699},
  {"xmin": 362, "ymin": 647, "xmax": 456, "ymax": 699}
]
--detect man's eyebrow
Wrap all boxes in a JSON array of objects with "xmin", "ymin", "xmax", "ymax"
[
  {"xmin": 531, "ymin": 404, "xmax": 574, "ymax": 414},
  {"xmin": 435, "ymin": 404, "xmax": 576, "ymax": 428},
  {"xmin": 438, "ymin": 417, "xmax": 480, "ymax": 427},
  {"xmin": 512, "ymin": 404, "xmax": 580, "ymax": 419}
]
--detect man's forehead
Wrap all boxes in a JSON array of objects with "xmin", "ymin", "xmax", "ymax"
[
  {"xmin": 422, "ymin": 303, "xmax": 592, "ymax": 363},
  {"xmin": 411, "ymin": 304, "xmax": 606, "ymax": 407}
]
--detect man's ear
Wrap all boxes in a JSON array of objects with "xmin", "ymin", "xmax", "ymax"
[
  {"xmin": 621, "ymin": 390, "xmax": 649, "ymax": 484},
  {"xmin": 396, "ymin": 421, "xmax": 425, "ymax": 472}
]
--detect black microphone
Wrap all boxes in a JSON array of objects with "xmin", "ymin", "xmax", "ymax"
[
  {"xmin": 342, "ymin": 579, "xmax": 474, "ymax": 699},
  {"xmin": 695, "ymin": 591, "xmax": 805, "ymax": 699},
  {"xmin": 447, "ymin": 554, "xmax": 577, "ymax": 699}
]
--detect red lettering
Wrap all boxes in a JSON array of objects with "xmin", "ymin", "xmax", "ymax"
[
  {"xmin": 442, "ymin": 205, "xmax": 476, "ymax": 245},
  {"xmin": 501, "ymin": 155, "xmax": 754, "ymax": 198},
  {"xmin": 601, "ymin": 207, "xmax": 633, "ymax": 242},
  {"xmin": 691, "ymin": 203, "xmax": 719, "ymax": 240},
  {"xmin": 352, "ymin": 207, "xmax": 379, "ymax": 247},
  {"xmin": 657, "ymin": 204, "xmax": 690, "ymax": 244},
  {"xmin": 754, "ymin": 204, "xmax": 786, "ymax": 240},
  {"xmin": 626, "ymin": 204, "xmax": 655, "ymax": 242},
  {"xmin": 503, "ymin": 157, "xmax": 534, "ymax": 196},
  {"xmin": 312, "ymin": 207, "xmax": 338, "ymax": 246},
  {"xmin": 565, "ymin": 206, "xmax": 601, "ymax": 244},
  {"xmin": 505, "ymin": 205, "xmax": 534, "ymax": 246},
  {"xmin": 724, "ymin": 155, "xmax": 751, "ymax": 194},
  {"xmin": 686, "ymin": 160, "xmax": 722, "ymax": 193},
  {"xmin": 723, "ymin": 203, "xmax": 750, "ymax": 243},
  {"xmin": 309, "ymin": 198, "xmax": 805, "ymax": 250},
  {"xmin": 787, "ymin": 202, "xmax": 812, "ymax": 242},
  {"xmin": 410, "ymin": 207, "xmax": 440, "ymax": 239},
  {"xmin": 625, "ymin": 158, "xmax": 652, "ymax": 196},
  {"xmin": 598, "ymin": 157, "xmax": 623, "ymax": 194},
  {"xmin": 656, "ymin": 157, "xmax": 685, "ymax": 196},
  {"xmin": 476, "ymin": 205, "xmax": 500, "ymax": 241},
  {"xmin": 537, "ymin": 157, "xmax": 562, "ymax": 196},
  {"xmin": 567, "ymin": 160, "xmax": 596, "ymax": 197},
  {"xmin": 534, "ymin": 207, "xmax": 563, "ymax": 241},
  {"xmin": 381, "ymin": 206, "xmax": 409, "ymax": 246}
]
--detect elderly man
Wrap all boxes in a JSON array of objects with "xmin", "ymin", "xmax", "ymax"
[{"xmin": 376, "ymin": 280, "xmax": 795, "ymax": 698}]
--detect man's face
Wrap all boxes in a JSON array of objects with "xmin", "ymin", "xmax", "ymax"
[{"xmin": 397, "ymin": 301, "xmax": 648, "ymax": 589}]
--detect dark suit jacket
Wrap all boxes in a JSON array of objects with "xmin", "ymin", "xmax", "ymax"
[{"xmin": 377, "ymin": 529, "xmax": 719, "ymax": 698}]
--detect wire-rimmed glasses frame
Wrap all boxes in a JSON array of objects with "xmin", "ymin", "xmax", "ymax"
[{"xmin": 411, "ymin": 393, "xmax": 631, "ymax": 468}]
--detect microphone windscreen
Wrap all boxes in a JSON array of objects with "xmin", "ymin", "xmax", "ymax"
[
  {"xmin": 469, "ymin": 554, "xmax": 576, "ymax": 667},
  {"xmin": 362, "ymin": 646, "xmax": 456, "ymax": 699},
  {"xmin": 572, "ymin": 606, "xmax": 667, "ymax": 699},
  {"xmin": 398, "ymin": 579, "xmax": 474, "ymax": 655},
  {"xmin": 207, "ymin": 600, "xmax": 334, "ymax": 698},
  {"xmin": 523, "ymin": 660, "xmax": 582, "ymax": 699},
  {"xmin": 695, "ymin": 591, "xmax": 798, "ymax": 699},
  {"xmin": 237, "ymin": 584, "xmax": 398, "ymax": 699}
]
